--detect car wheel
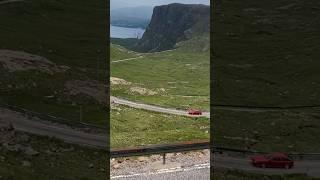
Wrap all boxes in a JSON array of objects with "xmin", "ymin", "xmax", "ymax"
[
  {"xmin": 284, "ymin": 164, "xmax": 289, "ymax": 169},
  {"xmin": 261, "ymin": 164, "xmax": 266, "ymax": 168}
]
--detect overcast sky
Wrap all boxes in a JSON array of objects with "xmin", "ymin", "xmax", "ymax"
[{"xmin": 111, "ymin": 0, "xmax": 210, "ymax": 9}]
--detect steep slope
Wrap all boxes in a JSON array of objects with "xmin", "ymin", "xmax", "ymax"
[
  {"xmin": 213, "ymin": 0, "xmax": 320, "ymax": 153},
  {"xmin": 135, "ymin": 3, "xmax": 210, "ymax": 52},
  {"xmin": 213, "ymin": 0, "xmax": 320, "ymax": 107},
  {"xmin": 0, "ymin": 0, "xmax": 108, "ymax": 125}
]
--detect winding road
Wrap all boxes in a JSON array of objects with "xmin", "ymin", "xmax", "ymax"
[
  {"xmin": 111, "ymin": 56, "xmax": 144, "ymax": 63},
  {"xmin": 111, "ymin": 96, "xmax": 210, "ymax": 118},
  {"xmin": 0, "ymin": 107, "xmax": 108, "ymax": 148},
  {"xmin": 1, "ymin": 94, "xmax": 210, "ymax": 149}
]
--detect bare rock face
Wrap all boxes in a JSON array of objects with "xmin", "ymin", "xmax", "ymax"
[{"xmin": 135, "ymin": 3, "xmax": 210, "ymax": 52}]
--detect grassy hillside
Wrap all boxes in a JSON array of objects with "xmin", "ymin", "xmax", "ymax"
[
  {"xmin": 213, "ymin": 0, "xmax": 320, "ymax": 107},
  {"xmin": 110, "ymin": 44, "xmax": 138, "ymax": 60},
  {"xmin": 0, "ymin": 133, "xmax": 107, "ymax": 180},
  {"xmin": 0, "ymin": 0, "xmax": 108, "ymax": 125},
  {"xmin": 214, "ymin": 109, "xmax": 320, "ymax": 152},
  {"xmin": 213, "ymin": 0, "xmax": 320, "ymax": 152},
  {"xmin": 111, "ymin": 36, "xmax": 210, "ymax": 111},
  {"xmin": 110, "ymin": 31, "xmax": 210, "ymax": 148}
]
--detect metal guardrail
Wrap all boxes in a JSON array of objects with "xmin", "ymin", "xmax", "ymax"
[
  {"xmin": 0, "ymin": 103, "xmax": 107, "ymax": 130},
  {"xmin": 111, "ymin": 140, "xmax": 210, "ymax": 158},
  {"xmin": 110, "ymin": 140, "xmax": 210, "ymax": 164}
]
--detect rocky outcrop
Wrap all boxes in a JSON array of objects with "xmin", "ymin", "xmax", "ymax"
[{"xmin": 134, "ymin": 3, "xmax": 210, "ymax": 52}]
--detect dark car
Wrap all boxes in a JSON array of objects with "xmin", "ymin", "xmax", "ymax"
[
  {"xmin": 251, "ymin": 153, "xmax": 294, "ymax": 169},
  {"xmin": 188, "ymin": 109, "xmax": 202, "ymax": 115}
]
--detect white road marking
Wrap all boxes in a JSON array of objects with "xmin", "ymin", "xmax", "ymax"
[{"xmin": 110, "ymin": 163, "xmax": 210, "ymax": 179}]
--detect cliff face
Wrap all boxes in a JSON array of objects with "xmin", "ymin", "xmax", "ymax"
[{"xmin": 134, "ymin": 3, "xmax": 210, "ymax": 52}]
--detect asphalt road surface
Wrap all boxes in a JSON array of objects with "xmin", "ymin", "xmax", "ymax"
[
  {"xmin": 111, "ymin": 163, "xmax": 210, "ymax": 180},
  {"xmin": 214, "ymin": 154, "xmax": 320, "ymax": 177},
  {"xmin": 0, "ymin": 107, "xmax": 107, "ymax": 148},
  {"xmin": 111, "ymin": 96, "xmax": 210, "ymax": 118}
]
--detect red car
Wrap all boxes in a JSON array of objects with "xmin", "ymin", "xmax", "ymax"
[
  {"xmin": 188, "ymin": 109, "xmax": 202, "ymax": 115},
  {"xmin": 251, "ymin": 153, "xmax": 294, "ymax": 169}
]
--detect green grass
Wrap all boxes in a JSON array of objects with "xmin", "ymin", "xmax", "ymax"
[
  {"xmin": 110, "ymin": 44, "xmax": 139, "ymax": 61},
  {"xmin": 111, "ymin": 41, "xmax": 210, "ymax": 111},
  {"xmin": 213, "ymin": 109, "xmax": 320, "ymax": 152},
  {"xmin": 0, "ymin": 0, "xmax": 107, "ymax": 69},
  {"xmin": 213, "ymin": 0, "xmax": 320, "ymax": 107},
  {"xmin": 213, "ymin": 0, "xmax": 320, "ymax": 152},
  {"xmin": 0, "ymin": 68, "xmax": 108, "ymax": 126},
  {"xmin": 111, "ymin": 105, "xmax": 209, "ymax": 148},
  {"xmin": 0, "ymin": 0, "xmax": 108, "ymax": 125},
  {"xmin": 0, "ymin": 133, "xmax": 107, "ymax": 180},
  {"xmin": 213, "ymin": 168, "xmax": 318, "ymax": 180}
]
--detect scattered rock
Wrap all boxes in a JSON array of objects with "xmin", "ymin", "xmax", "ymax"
[
  {"xmin": 45, "ymin": 149, "xmax": 54, "ymax": 155},
  {"xmin": 276, "ymin": 3, "xmax": 296, "ymax": 10},
  {"xmin": 100, "ymin": 168, "xmax": 105, "ymax": 172},
  {"xmin": 88, "ymin": 163, "xmax": 94, "ymax": 168},
  {"xmin": 0, "ymin": 156, "xmax": 5, "ymax": 162},
  {"xmin": 32, "ymin": 82, "xmax": 37, "ymax": 87},
  {"xmin": 158, "ymin": 88, "xmax": 166, "ymax": 92},
  {"xmin": 129, "ymin": 87, "xmax": 157, "ymax": 96},
  {"xmin": 112, "ymin": 164, "xmax": 120, "ymax": 169},
  {"xmin": 51, "ymin": 147, "xmax": 58, "ymax": 152},
  {"xmin": 24, "ymin": 146, "xmax": 40, "ymax": 156},
  {"xmin": 60, "ymin": 146, "xmax": 74, "ymax": 152},
  {"xmin": 110, "ymin": 77, "xmax": 131, "ymax": 85},
  {"xmin": 22, "ymin": 161, "xmax": 31, "ymax": 167},
  {"xmin": 137, "ymin": 157, "xmax": 148, "ymax": 162}
]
